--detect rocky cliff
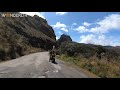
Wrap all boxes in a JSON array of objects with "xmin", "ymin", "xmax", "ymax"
[
  {"xmin": 57, "ymin": 34, "xmax": 72, "ymax": 46},
  {"xmin": 0, "ymin": 12, "xmax": 56, "ymax": 60}
]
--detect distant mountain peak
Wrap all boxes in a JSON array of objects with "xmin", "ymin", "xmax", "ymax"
[{"xmin": 57, "ymin": 34, "xmax": 72, "ymax": 46}]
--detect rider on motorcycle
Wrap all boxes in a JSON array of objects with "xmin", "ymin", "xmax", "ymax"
[{"xmin": 49, "ymin": 47, "xmax": 56, "ymax": 63}]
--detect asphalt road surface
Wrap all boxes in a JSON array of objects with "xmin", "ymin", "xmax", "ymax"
[{"xmin": 0, "ymin": 52, "xmax": 98, "ymax": 78}]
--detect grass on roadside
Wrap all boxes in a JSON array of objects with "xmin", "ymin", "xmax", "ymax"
[{"xmin": 56, "ymin": 54, "xmax": 120, "ymax": 78}]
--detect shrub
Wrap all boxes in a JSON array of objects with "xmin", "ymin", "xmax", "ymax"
[
  {"xmin": 8, "ymin": 45, "xmax": 16, "ymax": 59},
  {"xmin": 58, "ymin": 42, "xmax": 97, "ymax": 58},
  {"xmin": 0, "ymin": 48, "xmax": 6, "ymax": 60},
  {"xmin": 96, "ymin": 45, "xmax": 106, "ymax": 59},
  {"xmin": 16, "ymin": 45, "xmax": 24, "ymax": 56}
]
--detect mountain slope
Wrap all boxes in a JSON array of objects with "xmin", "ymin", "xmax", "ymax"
[{"xmin": 0, "ymin": 12, "xmax": 56, "ymax": 61}]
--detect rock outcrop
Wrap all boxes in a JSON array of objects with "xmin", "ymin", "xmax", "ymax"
[{"xmin": 57, "ymin": 34, "xmax": 72, "ymax": 46}]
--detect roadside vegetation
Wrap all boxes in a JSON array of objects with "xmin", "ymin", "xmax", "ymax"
[
  {"xmin": 56, "ymin": 42, "xmax": 120, "ymax": 78},
  {"xmin": 0, "ymin": 29, "xmax": 42, "ymax": 61}
]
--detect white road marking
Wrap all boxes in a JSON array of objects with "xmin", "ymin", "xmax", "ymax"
[
  {"xmin": 53, "ymin": 70, "xmax": 58, "ymax": 73},
  {"xmin": 45, "ymin": 71, "xmax": 50, "ymax": 73},
  {"xmin": 38, "ymin": 76, "xmax": 46, "ymax": 78}
]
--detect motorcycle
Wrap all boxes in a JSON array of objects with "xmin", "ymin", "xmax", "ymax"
[{"xmin": 49, "ymin": 55, "xmax": 55, "ymax": 63}]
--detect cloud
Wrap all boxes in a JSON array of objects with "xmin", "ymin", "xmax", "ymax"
[
  {"xmin": 56, "ymin": 12, "xmax": 68, "ymax": 15},
  {"xmin": 56, "ymin": 37, "xmax": 59, "ymax": 40},
  {"xmin": 96, "ymin": 34, "xmax": 111, "ymax": 46},
  {"xmin": 74, "ymin": 26, "xmax": 88, "ymax": 33},
  {"xmin": 72, "ymin": 23, "xmax": 77, "ymax": 26},
  {"xmin": 79, "ymin": 34, "xmax": 113, "ymax": 46},
  {"xmin": 77, "ymin": 14, "xmax": 120, "ymax": 46},
  {"xmin": 70, "ymin": 23, "xmax": 78, "ymax": 30},
  {"xmin": 61, "ymin": 28, "xmax": 68, "ymax": 32},
  {"xmin": 111, "ymin": 42, "xmax": 120, "ymax": 46},
  {"xmin": 90, "ymin": 14, "xmax": 120, "ymax": 34},
  {"xmin": 82, "ymin": 22, "xmax": 91, "ymax": 27},
  {"xmin": 20, "ymin": 12, "xmax": 45, "ymax": 19},
  {"xmin": 52, "ymin": 22, "xmax": 68, "ymax": 32},
  {"xmin": 73, "ymin": 22, "xmax": 90, "ymax": 33},
  {"xmin": 52, "ymin": 22, "xmax": 66, "ymax": 29},
  {"xmin": 80, "ymin": 34, "xmax": 95, "ymax": 44},
  {"xmin": 74, "ymin": 14, "xmax": 120, "ymax": 34}
]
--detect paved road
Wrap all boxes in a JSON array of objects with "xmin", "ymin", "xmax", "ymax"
[{"xmin": 0, "ymin": 52, "xmax": 98, "ymax": 78}]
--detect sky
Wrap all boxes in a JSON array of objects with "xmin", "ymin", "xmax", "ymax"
[{"xmin": 20, "ymin": 12, "xmax": 120, "ymax": 46}]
